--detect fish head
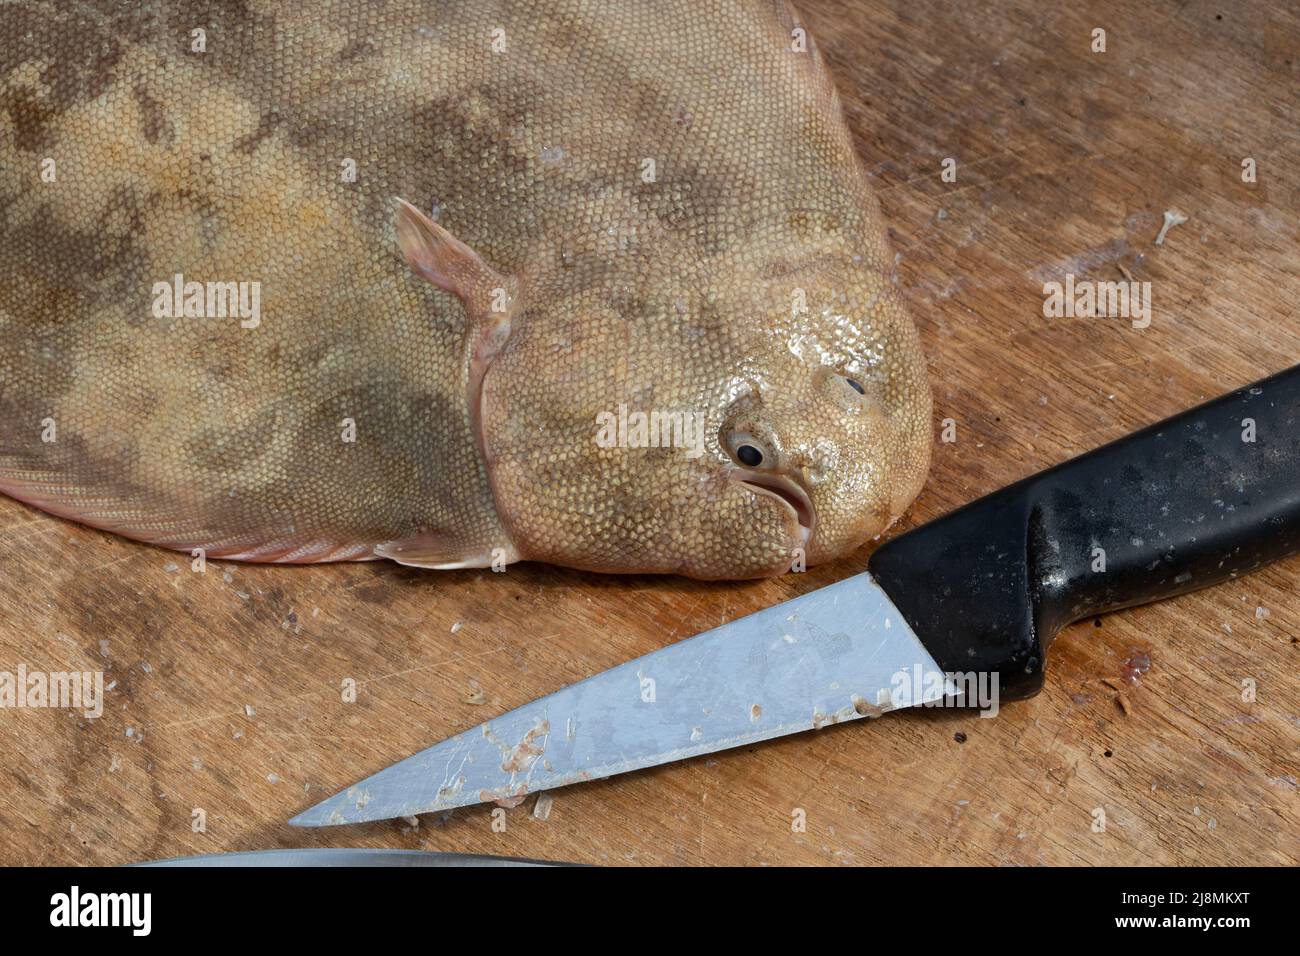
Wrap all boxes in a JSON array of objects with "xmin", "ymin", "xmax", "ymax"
[
  {"xmin": 711, "ymin": 259, "xmax": 932, "ymax": 571},
  {"xmin": 480, "ymin": 248, "xmax": 931, "ymax": 579}
]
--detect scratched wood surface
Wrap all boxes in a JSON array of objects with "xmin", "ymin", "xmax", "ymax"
[{"xmin": 1, "ymin": 0, "xmax": 1297, "ymax": 866}]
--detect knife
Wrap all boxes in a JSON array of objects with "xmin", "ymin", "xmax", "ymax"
[
  {"xmin": 136, "ymin": 849, "xmax": 560, "ymax": 866},
  {"xmin": 290, "ymin": 364, "xmax": 1300, "ymax": 827}
]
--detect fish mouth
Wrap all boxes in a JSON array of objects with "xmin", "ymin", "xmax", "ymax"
[{"xmin": 729, "ymin": 469, "xmax": 815, "ymax": 546}]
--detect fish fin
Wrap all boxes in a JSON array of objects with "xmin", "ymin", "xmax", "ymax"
[
  {"xmin": 394, "ymin": 198, "xmax": 508, "ymax": 309},
  {"xmin": 0, "ymin": 473, "xmax": 374, "ymax": 564},
  {"xmin": 395, "ymin": 196, "xmax": 514, "ymax": 365},
  {"xmin": 394, "ymin": 197, "xmax": 516, "ymax": 506},
  {"xmin": 374, "ymin": 534, "xmax": 519, "ymax": 571}
]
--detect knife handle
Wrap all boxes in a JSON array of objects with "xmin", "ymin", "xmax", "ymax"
[{"xmin": 869, "ymin": 364, "xmax": 1300, "ymax": 701}]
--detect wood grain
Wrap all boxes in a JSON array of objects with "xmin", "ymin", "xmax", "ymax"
[{"xmin": 1, "ymin": 0, "xmax": 1296, "ymax": 865}]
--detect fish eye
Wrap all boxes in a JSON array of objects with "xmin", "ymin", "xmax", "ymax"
[
  {"xmin": 723, "ymin": 429, "xmax": 771, "ymax": 468},
  {"xmin": 844, "ymin": 376, "xmax": 866, "ymax": 395}
]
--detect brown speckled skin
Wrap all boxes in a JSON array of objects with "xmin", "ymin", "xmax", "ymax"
[{"xmin": 0, "ymin": 0, "xmax": 930, "ymax": 579}]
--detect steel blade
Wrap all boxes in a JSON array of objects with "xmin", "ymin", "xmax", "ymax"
[
  {"xmin": 137, "ymin": 849, "xmax": 557, "ymax": 867},
  {"xmin": 289, "ymin": 572, "xmax": 948, "ymax": 827}
]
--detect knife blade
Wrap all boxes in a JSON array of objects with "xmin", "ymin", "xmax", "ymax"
[
  {"xmin": 291, "ymin": 572, "xmax": 950, "ymax": 826},
  {"xmin": 136, "ymin": 849, "xmax": 559, "ymax": 866},
  {"xmin": 291, "ymin": 363, "xmax": 1300, "ymax": 827}
]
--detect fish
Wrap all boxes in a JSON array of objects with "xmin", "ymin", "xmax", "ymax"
[{"xmin": 0, "ymin": 0, "xmax": 931, "ymax": 580}]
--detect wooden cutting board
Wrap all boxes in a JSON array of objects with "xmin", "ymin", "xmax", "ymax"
[{"xmin": 1, "ymin": 0, "xmax": 1296, "ymax": 865}]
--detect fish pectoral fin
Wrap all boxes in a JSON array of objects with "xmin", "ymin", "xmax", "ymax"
[
  {"xmin": 374, "ymin": 534, "xmax": 517, "ymax": 571},
  {"xmin": 394, "ymin": 197, "xmax": 513, "ymax": 318}
]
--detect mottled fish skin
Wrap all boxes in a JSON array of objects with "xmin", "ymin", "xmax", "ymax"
[{"xmin": 0, "ymin": 0, "xmax": 931, "ymax": 579}]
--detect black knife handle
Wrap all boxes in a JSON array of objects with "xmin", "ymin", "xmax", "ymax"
[{"xmin": 868, "ymin": 364, "xmax": 1300, "ymax": 701}]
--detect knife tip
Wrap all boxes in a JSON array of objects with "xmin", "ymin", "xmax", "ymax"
[{"xmin": 286, "ymin": 799, "xmax": 341, "ymax": 828}]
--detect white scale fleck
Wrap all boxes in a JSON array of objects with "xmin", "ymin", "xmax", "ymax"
[{"xmin": 533, "ymin": 793, "xmax": 554, "ymax": 821}]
